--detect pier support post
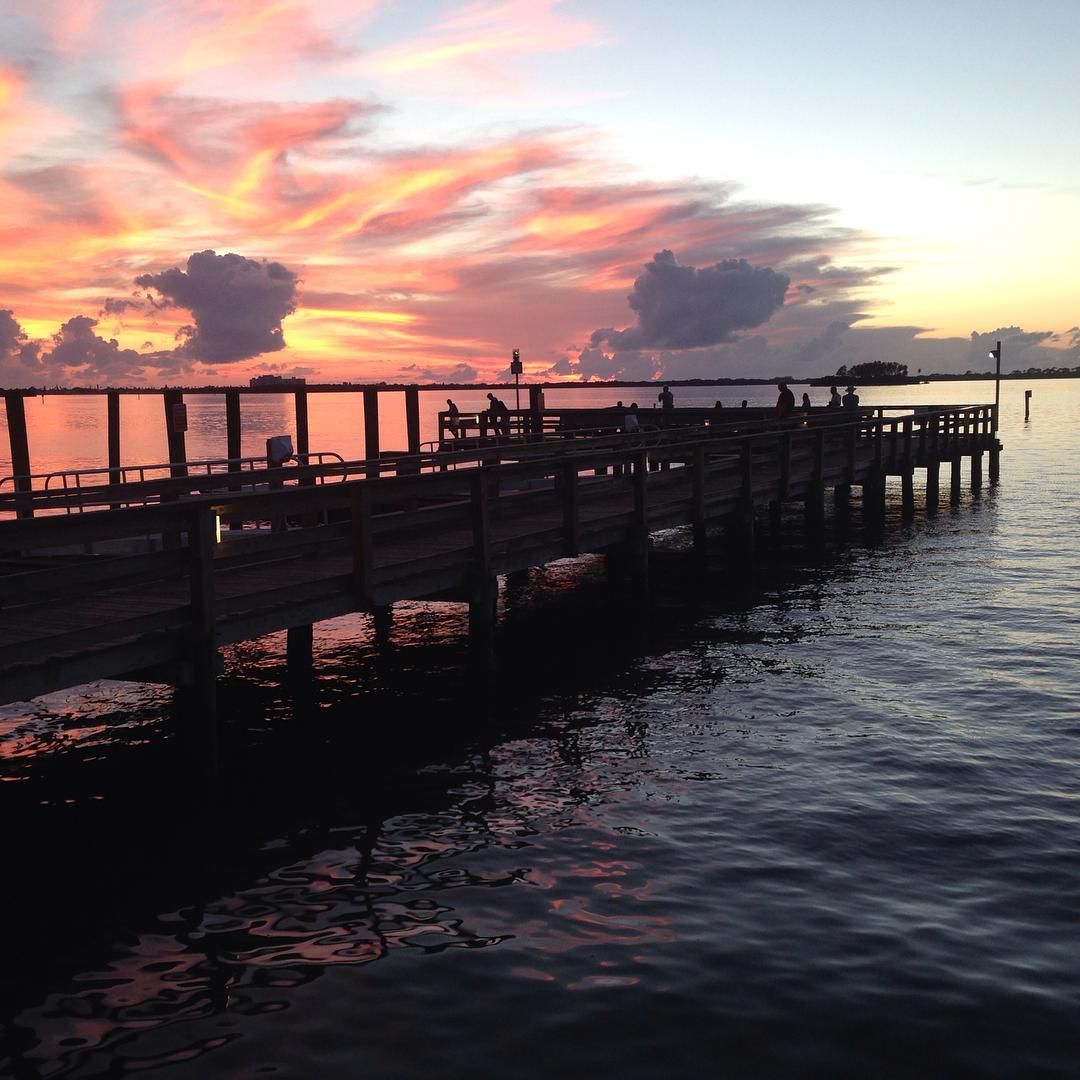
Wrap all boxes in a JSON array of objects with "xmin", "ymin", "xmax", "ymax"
[
  {"xmin": 287, "ymin": 623, "xmax": 314, "ymax": 680},
  {"xmin": 184, "ymin": 505, "xmax": 219, "ymax": 772},
  {"xmin": 970, "ymin": 451, "xmax": 983, "ymax": 491},
  {"xmin": 691, "ymin": 446, "xmax": 708, "ymax": 559},
  {"xmin": 628, "ymin": 451, "xmax": 650, "ymax": 584},
  {"xmin": 468, "ymin": 574, "xmax": 498, "ymax": 642},
  {"xmin": 163, "ymin": 388, "xmax": 188, "ymax": 478},
  {"xmin": 950, "ymin": 457, "xmax": 963, "ymax": 504},
  {"xmin": 373, "ymin": 603, "xmax": 393, "ymax": 647},
  {"xmin": 107, "ymin": 391, "xmax": 121, "ymax": 488},
  {"xmin": 804, "ymin": 489, "xmax": 825, "ymax": 536},
  {"xmin": 363, "ymin": 389, "xmax": 381, "ymax": 477},
  {"xmin": 834, "ymin": 483, "xmax": 851, "ymax": 507},
  {"xmin": 863, "ymin": 472, "xmax": 886, "ymax": 532},
  {"xmin": 405, "ymin": 386, "xmax": 421, "ymax": 455},
  {"xmin": 989, "ymin": 442, "xmax": 1000, "ymax": 483},
  {"xmin": 4, "ymin": 392, "xmax": 33, "ymax": 519},
  {"xmin": 925, "ymin": 461, "xmax": 940, "ymax": 514},
  {"xmin": 901, "ymin": 469, "xmax": 915, "ymax": 519}
]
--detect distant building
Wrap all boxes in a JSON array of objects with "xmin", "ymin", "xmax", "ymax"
[{"xmin": 249, "ymin": 374, "xmax": 306, "ymax": 387}]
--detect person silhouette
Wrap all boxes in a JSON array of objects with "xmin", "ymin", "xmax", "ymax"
[
  {"xmin": 842, "ymin": 385, "xmax": 860, "ymax": 409},
  {"xmin": 774, "ymin": 381, "xmax": 795, "ymax": 419},
  {"xmin": 658, "ymin": 385, "xmax": 674, "ymax": 409},
  {"xmin": 445, "ymin": 398, "xmax": 461, "ymax": 439}
]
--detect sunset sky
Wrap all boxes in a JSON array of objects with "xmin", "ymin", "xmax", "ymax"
[{"xmin": 1, "ymin": 0, "xmax": 1078, "ymax": 386}]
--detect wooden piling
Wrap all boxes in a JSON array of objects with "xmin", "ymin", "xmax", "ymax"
[
  {"xmin": 107, "ymin": 391, "xmax": 121, "ymax": 486},
  {"xmin": 405, "ymin": 386, "xmax": 421, "ymax": 454},
  {"xmin": 363, "ymin": 388, "xmax": 380, "ymax": 476},
  {"xmin": 901, "ymin": 470, "xmax": 915, "ymax": 518},
  {"xmin": 925, "ymin": 461, "xmax": 940, "ymax": 514},
  {"xmin": 971, "ymin": 451, "xmax": 983, "ymax": 491},
  {"xmin": 691, "ymin": 445, "xmax": 708, "ymax": 554},
  {"xmin": 287, "ymin": 623, "xmax": 314, "ymax": 679},
  {"xmin": 3, "ymin": 392, "xmax": 33, "ymax": 520},
  {"xmin": 185, "ymin": 505, "xmax": 219, "ymax": 771},
  {"xmin": 562, "ymin": 460, "xmax": 581, "ymax": 556},
  {"xmin": 951, "ymin": 457, "xmax": 963, "ymax": 504},
  {"xmin": 989, "ymin": 442, "xmax": 1000, "ymax": 483},
  {"xmin": 294, "ymin": 387, "xmax": 310, "ymax": 461},
  {"xmin": 163, "ymin": 389, "xmax": 188, "ymax": 478}
]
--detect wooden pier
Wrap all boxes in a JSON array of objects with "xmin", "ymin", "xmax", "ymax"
[{"xmin": 0, "ymin": 403, "xmax": 1000, "ymax": 762}]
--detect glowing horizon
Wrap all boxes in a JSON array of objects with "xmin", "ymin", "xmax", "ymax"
[{"xmin": 1, "ymin": 1, "xmax": 1077, "ymax": 387}]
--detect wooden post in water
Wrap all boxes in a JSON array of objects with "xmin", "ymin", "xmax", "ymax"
[
  {"xmin": 529, "ymin": 385, "xmax": 544, "ymax": 436},
  {"xmin": 735, "ymin": 438, "xmax": 756, "ymax": 558},
  {"xmin": 925, "ymin": 461, "xmax": 940, "ymax": 514},
  {"xmin": 107, "ymin": 391, "xmax": 121, "ymax": 484},
  {"xmin": 629, "ymin": 450, "xmax": 650, "ymax": 582},
  {"xmin": 805, "ymin": 430, "xmax": 825, "ymax": 534},
  {"xmin": 184, "ymin": 504, "xmax": 219, "ymax": 772},
  {"xmin": 469, "ymin": 471, "xmax": 497, "ymax": 640},
  {"xmin": 863, "ymin": 470, "xmax": 886, "ymax": 531},
  {"xmin": 163, "ymin": 389, "xmax": 188, "ymax": 478},
  {"xmin": 988, "ymin": 405, "xmax": 1001, "ymax": 483},
  {"xmin": 562, "ymin": 460, "xmax": 580, "ymax": 556},
  {"xmin": 951, "ymin": 456, "xmax": 963, "ymax": 504},
  {"xmin": 363, "ymin": 389, "xmax": 380, "ymax": 478},
  {"xmin": 405, "ymin": 386, "xmax": 421, "ymax": 454},
  {"xmin": 970, "ymin": 450, "xmax": 983, "ymax": 491},
  {"xmin": 3, "ymin": 392, "xmax": 32, "ymax": 519},
  {"xmin": 691, "ymin": 445, "xmax": 708, "ymax": 557},
  {"xmin": 225, "ymin": 390, "xmax": 243, "ymax": 531},
  {"xmin": 351, "ymin": 482, "xmax": 374, "ymax": 608},
  {"xmin": 287, "ymin": 623, "xmax": 314, "ymax": 680},
  {"xmin": 901, "ymin": 469, "xmax": 915, "ymax": 518},
  {"xmin": 294, "ymin": 387, "xmax": 310, "ymax": 461}
]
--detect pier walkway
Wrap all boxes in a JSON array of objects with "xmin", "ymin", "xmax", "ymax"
[{"xmin": 0, "ymin": 405, "xmax": 999, "ymax": 747}]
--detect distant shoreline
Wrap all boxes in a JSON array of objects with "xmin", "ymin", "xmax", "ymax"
[{"xmin": 2, "ymin": 371, "xmax": 1077, "ymax": 395}]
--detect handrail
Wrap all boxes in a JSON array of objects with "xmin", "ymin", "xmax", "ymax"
[{"xmin": 0, "ymin": 405, "xmax": 997, "ymax": 523}]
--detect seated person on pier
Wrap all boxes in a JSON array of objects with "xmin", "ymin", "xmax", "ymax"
[
  {"xmin": 801, "ymin": 392, "xmax": 812, "ymax": 412},
  {"xmin": 842, "ymin": 385, "xmax": 860, "ymax": 409},
  {"xmin": 624, "ymin": 403, "xmax": 640, "ymax": 432},
  {"xmin": 828, "ymin": 384, "xmax": 842, "ymax": 408}
]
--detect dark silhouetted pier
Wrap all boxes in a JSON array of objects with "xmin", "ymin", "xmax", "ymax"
[{"xmin": 0, "ymin": 395, "xmax": 1000, "ymax": 765}]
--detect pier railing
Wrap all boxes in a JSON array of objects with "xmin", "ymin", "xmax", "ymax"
[{"xmin": 0, "ymin": 403, "xmax": 1001, "ymax": 707}]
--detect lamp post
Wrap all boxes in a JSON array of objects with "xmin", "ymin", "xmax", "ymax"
[
  {"xmin": 510, "ymin": 347, "xmax": 522, "ymax": 411},
  {"xmin": 989, "ymin": 340, "xmax": 1001, "ymax": 431}
]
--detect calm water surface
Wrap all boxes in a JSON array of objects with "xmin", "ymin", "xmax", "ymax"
[{"xmin": 0, "ymin": 380, "xmax": 1078, "ymax": 1077}]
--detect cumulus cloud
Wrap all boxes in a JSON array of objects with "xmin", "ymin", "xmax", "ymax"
[
  {"xmin": 589, "ymin": 250, "xmax": 789, "ymax": 352},
  {"xmin": 0, "ymin": 309, "xmax": 43, "ymax": 384},
  {"xmin": 135, "ymin": 250, "xmax": 299, "ymax": 363},
  {"xmin": 400, "ymin": 361, "xmax": 479, "ymax": 384},
  {"xmin": 46, "ymin": 315, "xmax": 146, "ymax": 378}
]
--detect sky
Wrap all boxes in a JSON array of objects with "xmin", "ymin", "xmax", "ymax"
[{"xmin": 1, "ymin": 0, "xmax": 1078, "ymax": 386}]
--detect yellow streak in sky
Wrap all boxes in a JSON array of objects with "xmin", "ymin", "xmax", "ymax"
[{"xmin": 296, "ymin": 308, "xmax": 418, "ymax": 325}]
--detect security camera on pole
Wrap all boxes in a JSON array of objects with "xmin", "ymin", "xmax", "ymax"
[{"xmin": 511, "ymin": 348, "xmax": 523, "ymax": 412}]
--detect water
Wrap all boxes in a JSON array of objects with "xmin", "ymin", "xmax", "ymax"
[{"xmin": 1, "ymin": 379, "xmax": 1078, "ymax": 1077}]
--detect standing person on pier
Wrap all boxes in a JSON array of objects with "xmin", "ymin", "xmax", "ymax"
[
  {"xmin": 658, "ymin": 385, "xmax": 674, "ymax": 410},
  {"xmin": 801, "ymin": 392, "xmax": 812, "ymax": 412},
  {"xmin": 828, "ymin": 385, "xmax": 842, "ymax": 408},
  {"xmin": 774, "ymin": 381, "xmax": 795, "ymax": 419},
  {"xmin": 842, "ymin": 385, "xmax": 860, "ymax": 409}
]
